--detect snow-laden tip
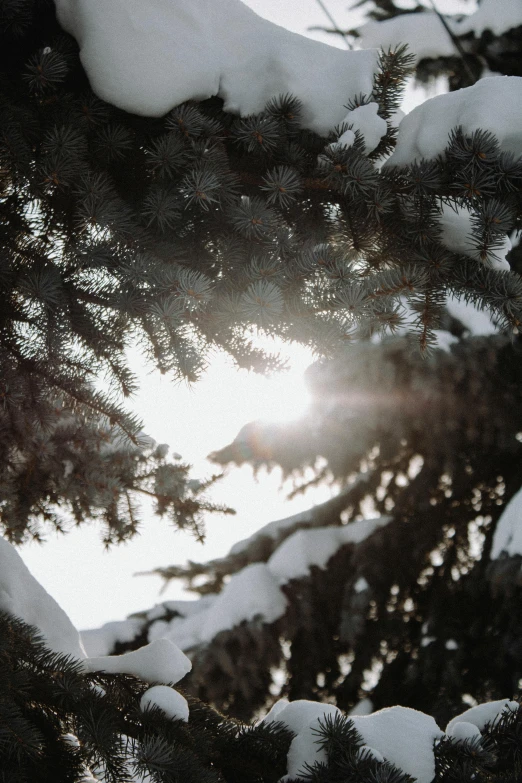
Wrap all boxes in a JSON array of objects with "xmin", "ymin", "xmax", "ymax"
[
  {"xmin": 352, "ymin": 706, "xmax": 443, "ymax": 783},
  {"xmin": 141, "ymin": 684, "xmax": 189, "ymax": 722},
  {"xmin": 86, "ymin": 638, "xmax": 192, "ymax": 684},
  {"xmin": 0, "ymin": 536, "xmax": 86, "ymax": 659},
  {"xmin": 263, "ymin": 699, "xmax": 443, "ymax": 783},
  {"xmin": 388, "ymin": 77, "xmax": 522, "ymax": 166},
  {"xmin": 54, "ymin": 0, "xmax": 378, "ymax": 135},
  {"xmin": 446, "ymin": 699, "xmax": 519, "ymax": 735},
  {"xmin": 267, "ymin": 517, "xmax": 391, "ymax": 584}
]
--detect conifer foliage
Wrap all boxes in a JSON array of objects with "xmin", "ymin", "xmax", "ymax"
[
  {"xmin": 2, "ymin": 0, "xmax": 522, "ymax": 781},
  {"xmin": 2, "ymin": 0, "xmax": 522, "ymax": 542},
  {"xmin": 2, "ymin": 610, "xmax": 522, "ymax": 783},
  {"xmin": 127, "ymin": 333, "xmax": 522, "ymax": 728}
]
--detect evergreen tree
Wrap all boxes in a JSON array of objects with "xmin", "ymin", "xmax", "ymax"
[
  {"xmin": 110, "ymin": 3, "xmax": 522, "ymax": 729},
  {"xmin": 122, "ymin": 329, "xmax": 522, "ymax": 726},
  {"xmin": 2, "ymin": 0, "xmax": 522, "ymax": 542},
  {"xmin": 2, "ymin": 0, "xmax": 522, "ymax": 781},
  {"xmin": 2, "ymin": 610, "xmax": 522, "ymax": 782}
]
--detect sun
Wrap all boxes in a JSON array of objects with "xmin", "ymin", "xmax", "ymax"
[{"xmin": 239, "ymin": 337, "xmax": 314, "ymax": 424}]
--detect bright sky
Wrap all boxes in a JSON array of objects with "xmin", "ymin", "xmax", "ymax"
[{"xmin": 19, "ymin": 0, "xmax": 471, "ymax": 632}]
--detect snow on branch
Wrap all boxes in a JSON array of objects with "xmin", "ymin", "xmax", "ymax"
[
  {"xmin": 357, "ymin": 12, "xmax": 457, "ymax": 65},
  {"xmin": 135, "ymin": 513, "xmax": 391, "ymax": 653},
  {"xmin": 356, "ymin": 1, "xmax": 522, "ymax": 64},
  {"xmin": 0, "ymin": 536, "xmax": 86, "ymax": 659},
  {"xmin": 388, "ymin": 77, "xmax": 522, "ymax": 166},
  {"xmin": 262, "ymin": 697, "xmax": 520, "ymax": 783},
  {"xmin": 456, "ymin": 0, "xmax": 522, "ymax": 39},
  {"xmin": 54, "ymin": 0, "xmax": 378, "ymax": 134}
]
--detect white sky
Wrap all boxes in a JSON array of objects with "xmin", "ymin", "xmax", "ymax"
[{"xmin": 19, "ymin": 0, "xmax": 470, "ymax": 631}]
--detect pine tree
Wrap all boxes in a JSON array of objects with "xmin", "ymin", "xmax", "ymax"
[
  {"xmin": 2, "ymin": 610, "xmax": 522, "ymax": 782},
  {"xmin": 2, "ymin": 0, "xmax": 522, "ymax": 542},
  {"xmin": 2, "ymin": 1, "xmax": 522, "ymax": 781},
  {"xmin": 100, "ymin": 0, "xmax": 522, "ymax": 730},
  {"xmin": 120, "ymin": 329, "xmax": 522, "ymax": 726}
]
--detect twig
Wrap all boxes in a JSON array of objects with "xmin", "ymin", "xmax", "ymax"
[
  {"xmin": 313, "ymin": 0, "xmax": 353, "ymax": 50},
  {"xmin": 427, "ymin": 0, "xmax": 476, "ymax": 83}
]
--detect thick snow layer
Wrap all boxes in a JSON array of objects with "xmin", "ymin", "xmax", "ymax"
[
  {"xmin": 349, "ymin": 697, "xmax": 373, "ymax": 716},
  {"xmin": 358, "ymin": 745, "xmax": 384, "ymax": 763},
  {"xmin": 267, "ymin": 517, "xmax": 391, "ymax": 584},
  {"xmin": 357, "ymin": 13, "xmax": 456, "ymax": 64},
  {"xmin": 0, "ymin": 536, "xmax": 86, "ymax": 659},
  {"xmin": 356, "ymin": 4, "xmax": 522, "ymax": 62},
  {"xmin": 446, "ymin": 699, "xmax": 519, "ymax": 734},
  {"xmin": 230, "ymin": 507, "xmax": 313, "ymax": 556},
  {"xmin": 86, "ymin": 638, "xmax": 192, "ymax": 684},
  {"xmin": 388, "ymin": 77, "xmax": 522, "ymax": 166},
  {"xmin": 447, "ymin": 721, "xmax": 482, "ymax": 742},
  {"xmin": 147, "ymin": 519, "xmax": 390, "ymax": 650},
  {"xmin": 352, "ymin": 707, "xmax": 443, "ymax": 783},
  {"xmin": 264, "ymin": 700, "xmax": 341, "ymax": 777},
  {"xmin": 438, "ymin": 203, "xmax": 511, "ymax": 271},
  {"xmin": 266, "ymin": 700, "xmax": 442, "ymax": 783},
  {"xmin": 491, "ymin": 485, "xmax": 522, "ymax": 558},
  {"xmin": 457, "ymin": 0, "xmax": 522, "ymax": 37},
  {"xmin": 54, "ymin": 0, "xmax": 378, "ymax": 135},
  {"xmin": 140, "ymin": 685, "xmax": 189, "ymax": 722},
  {"xmin": 151, "ymin": 563, "xmax": 287, "ymax": 650},
  {"xmin": 199, "ymin": 563, "xmax": 287, "ymax": 640},
  {"xmin": 341, "ymin": 103, "xmax": 388, "ymax": 155},
  {"xmin": 81, "ymin": 619, "xmax": 145, "ymax": 657}
]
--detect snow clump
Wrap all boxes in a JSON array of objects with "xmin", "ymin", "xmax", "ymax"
[
  {"xmin": 0, "ymin": 536, "xmax": 86, "ymax": 659},
  {"xmin": 338, "ymin": 103, "xmax": 388, "ymax": 155},
  {"xmin": 447, "ymin": 721, "xmax": 482, "ymax": 743},
  {"xmin": 85, "ymin": 638, "xmax": 192, "ymax": 684},
  {"xmin": 438, "ymin": 203, "xmax": 511, "ymax": 272},
  {"xmin": 140, "ymin": 684, "xmax": 189, "ymax": 722},
  {"xmin": 446, "ymin": 699, "xmax": 520, "ymax": 734},
  {"xmin": 53, "ymin": 0, "xmax": 378, "ymax": 135},
  {"xmin": 388, "ymin": 77, "xmax": 522, "ymax": 166},
  {"xmin": 263, "ymin": 699, "xmax": 443, "ymax": 783}
]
